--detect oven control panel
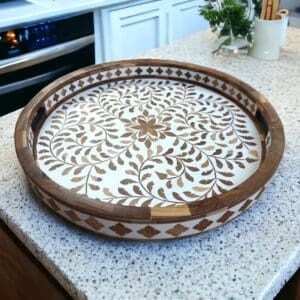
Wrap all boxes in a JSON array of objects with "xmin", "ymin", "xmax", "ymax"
[
  {"xmin": 22, "ymin": 22, "xmax": 58, "ymax": 51},
  {"xmin": 0, "ymin": 13, "xmax": 92, "ymax": 59}
]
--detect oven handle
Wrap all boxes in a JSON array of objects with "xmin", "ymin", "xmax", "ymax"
[
  {"xmin": 0, "ymin": 34, "xmax": 94, "ymax": 75},
  {"xmin": 0, "ymin": 65, "xmax": 72, "ymax": 95}
]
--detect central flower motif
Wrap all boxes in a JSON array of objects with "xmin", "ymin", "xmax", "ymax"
[
  {"xmin": 123, "ymin": 114, "xmax": 171, "ymax": 147},
  {"xmin": 131, "ymin": 117, "xmax": 165, "ymax": 138}
]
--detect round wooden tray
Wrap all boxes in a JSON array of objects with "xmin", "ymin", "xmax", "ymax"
[{"xmin": 15, "ymin": 59, "xmax": 284, "ymax": 240}]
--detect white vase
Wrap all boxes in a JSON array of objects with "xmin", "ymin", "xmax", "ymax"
[{"xmin": 249, "ymin": 17, "xmax": 287, "ymax": 61}]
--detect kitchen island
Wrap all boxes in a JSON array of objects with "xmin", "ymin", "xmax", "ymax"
[{"xmin": 0, "ymin": 28, "xmax": 299, "ymax": 299}]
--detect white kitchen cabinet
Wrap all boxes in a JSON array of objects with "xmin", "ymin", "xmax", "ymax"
[
  {"xmin": 97, "ymin": 0, "xmax": 209, "ymax": 62},
  {"xmin": 101, "ymin": 0, "xmax": 166, "ymax": 61},
  {"xmin": 168, "ymin": 0, "xmax": 209, "ymax": 42}
]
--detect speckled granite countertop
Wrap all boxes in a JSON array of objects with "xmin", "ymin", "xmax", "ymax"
[{"xmin": 1, "ymin": 28, "xmax": 299, "ymax": 300}]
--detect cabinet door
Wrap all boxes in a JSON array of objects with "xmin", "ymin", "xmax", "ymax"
[
  {"xmin": 0, "ymin": 221, "xmax": 69, "ymax": 299},
  {"xmin": 168, "ymin": 0, "xmax": 209, "ymax": 42},
  {"xmin": 103, "ymin": 1, "xmax": 166, "ymax": 61}
]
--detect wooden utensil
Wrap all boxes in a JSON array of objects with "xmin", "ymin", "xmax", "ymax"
[
  {"xmin": 260, "ymin": 0, "xmax": 268, "ymax": 19},
  {"xmin": 277, "ymin": 8, "xmax": 289, "ymax": 19},
  {"xmin": 265, "ymin": 0, "xmax": 273, "ymax": 20},
  {"xmin": 271, "ymin": 0, "xmax": 280, "ymax": 20},
  {"xmin": 261, "ymin": 0, "xmax": 283, "ymax": 20}
]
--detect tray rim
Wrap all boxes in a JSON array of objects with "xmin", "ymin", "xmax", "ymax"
[{"xmin": 15, "ymin": 59, "xmax": 285, "ymax": 223}]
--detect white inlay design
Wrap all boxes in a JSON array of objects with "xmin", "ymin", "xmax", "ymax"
[{"xmin": 37, "ymin": 79, "xmax": 262, "ymax": 208}]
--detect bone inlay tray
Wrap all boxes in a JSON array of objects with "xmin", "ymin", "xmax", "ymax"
[{"xmin": 15, "ymin": 60, "xmax": 284, "ymax": 240}]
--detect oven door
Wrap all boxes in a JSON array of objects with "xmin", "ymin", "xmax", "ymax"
[{"xmin": 0, "ymin": 35, "xmax": 94, "ymax": 116}]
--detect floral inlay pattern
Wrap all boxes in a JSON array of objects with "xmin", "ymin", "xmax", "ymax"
[{"xmin": 37, "ymin": 78, "xmax": 262, "ymax": 208}]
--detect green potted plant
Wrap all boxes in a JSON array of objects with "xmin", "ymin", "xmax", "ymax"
[{"xmin": 200, "ymin": 0, "xmax": 261, "ymax": 53}]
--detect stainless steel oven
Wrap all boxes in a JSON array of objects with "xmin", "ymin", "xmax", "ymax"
[{"xmin": 0, "ymin": 12, "xmax": 94, "ymax": 116}]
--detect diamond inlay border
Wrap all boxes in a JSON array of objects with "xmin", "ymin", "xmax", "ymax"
[{"xmin": 28, "ymin": 179, "xmax": 265, "ymax": 240}]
